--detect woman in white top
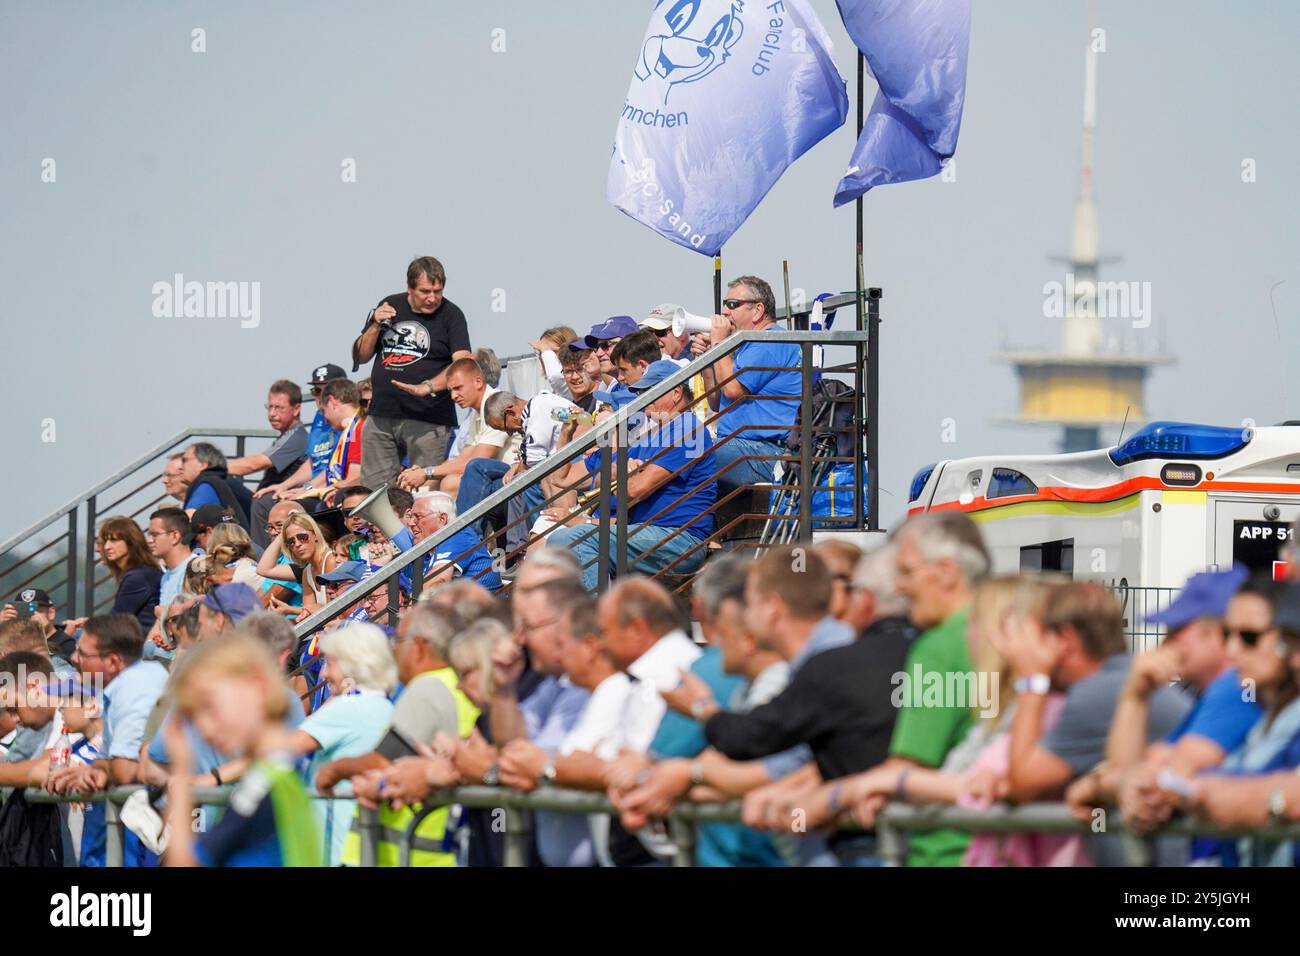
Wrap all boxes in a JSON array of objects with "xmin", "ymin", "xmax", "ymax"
[{"xmin": 255, "ymin": 512, "xmax": 339, "ymax": 622}]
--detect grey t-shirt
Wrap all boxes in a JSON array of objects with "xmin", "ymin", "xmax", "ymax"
[
  {"xmin": 1044, "ymin": 653, "xmax": 1193, "ymax": 773},
  {"xmin": 259, "ymin": 423, "xmax": 309, "ymax": 489},
  {"xmin": 390, "ymin": 673, "xmax": 460, "ymax": 746}
]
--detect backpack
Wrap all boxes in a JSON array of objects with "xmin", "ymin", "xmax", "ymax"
[{"xmin": 0, "ymin": 788, "xmax": 64, "ymax": 867}]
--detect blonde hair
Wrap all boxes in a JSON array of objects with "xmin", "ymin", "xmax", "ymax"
[
  {"xmin": 183, "ymin": 554, "xmax": 212, "ymax": 595},
  {"xmin": 280, "ymin": 513, "xmax": 332, "ymax": 569},
  {"xmin": 448, "ymin": 618, "xmax": 513, "ymax": 700},
  {"xmin": 540, "ymin": 326, "xmax": 578, "ymax": 350},
  {"xmin": 969, "ymin": 574, "xmax": 1054, "ymax": 723},
  {"xmin": 171, "ymin": 632, "xmax": 289, "ymax": 721},
  {"xmin": 318, "ymin": 622, "xmax": 397, "ymax": 694},
  {"xmin": 208, "ymin": 522, "xmax": 256, "ymax": 564}
]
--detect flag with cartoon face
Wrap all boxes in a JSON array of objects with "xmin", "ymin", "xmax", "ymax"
[{"xmin": 608, "ymin": 0, "xmax": 848, "ymax": 255}]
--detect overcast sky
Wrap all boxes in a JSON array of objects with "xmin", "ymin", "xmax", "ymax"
[{"xmin": 1, "ymin": 0, "xmax": 1296, "ymax": 543}]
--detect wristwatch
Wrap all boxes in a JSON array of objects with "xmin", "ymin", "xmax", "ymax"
[
  {"xmin": 541, "ymin": 760, "xmax": 558, "ymax": 785},
  {"xmin": 1269, "ymin": 785, "xmax": 1288, "ymax": 824},
  {"xmin": 482, "ymin": 763, "xmax": 501, "ymax": 787},
  {"xmin": 423, "ymin": 465, "xmax": 436, "ymax": 480},
  {"xmin": 1013, "ymin": 674, "xmax": 1051, "ymax": 696},
  {"xmin": 690, "ymin": 698, "xmax": 716, "ymax": 720},
  {"xmin": 689, "ymin": 761, "xmax": 706, "ymax": 787}
]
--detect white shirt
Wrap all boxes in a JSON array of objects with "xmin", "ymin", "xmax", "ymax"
[
  {"xmin": 463, "ymin": 385, "xmax": 520, "ymax": 462},
  {"xmin": 622, "ymin": 629, "xmax": 703, "ymax": 754},
  {"xmin": 519, "ymin": 392, "xmax": 573, "ymax": 468},
  {"xmin": 560, "ymin": 672, "xmax": 636, "ymax": 762}
]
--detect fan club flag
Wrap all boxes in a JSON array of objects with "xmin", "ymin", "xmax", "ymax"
[
  {"xmin": 833, "ymin": 0, "xmax": 971, "ymax": 206},
  {"xmin": 608, "ymin": 0, "xmax": 848, "ymax": 256}
]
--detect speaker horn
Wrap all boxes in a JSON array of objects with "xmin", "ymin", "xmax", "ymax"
[
  {"xmin": 348, "ymin": 483, "xmax": 405, "ymax": 540},
  {"xmin": 670, "ymin": 307, "xmax": 717, "ymax": 338}
]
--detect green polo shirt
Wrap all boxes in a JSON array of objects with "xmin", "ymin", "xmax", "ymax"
[{"xmin": 889, "ymin": 604, "xmax": 975, "ymax": 867}]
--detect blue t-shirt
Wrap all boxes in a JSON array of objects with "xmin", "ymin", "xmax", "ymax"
[
  {"xmin": 184, "ymin": 484, "xmax": 221, "ymax": 509},
  {"xmin": 649, "ymin": 646, "xmax": 782, "ymax": 868},
  {"xmin": 102, "ymin": 660, "xmax": 170, "ymax": 760},
  {"xmin": 1167, "ymin": 668, "xmax": 1261, "ymax": 753},
  {"xmin": 394, "ymin": 526, "xmax": 504, "ymax": 594},
  {"xmin": 715, "ymin": 339, "xmax": 801, "ymax": 442},
  {"xmin": 307, "ymin": 409, "xmax": 340, "ymax": 478},
  {"xmin": 582, "ymin": 412, "xmax": 718, "ymax": 538}
]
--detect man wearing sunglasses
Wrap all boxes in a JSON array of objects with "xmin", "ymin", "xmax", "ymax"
[
  {"xmin": 690, "ymin": 276, "xmax": 801, "ymax": 492},
  {"xmin": 639, "ymin": 303, "xmax": 692, "ymax": 363},
  {"xmin": 575, "ymin": 315, "xmax": 639, "ymax": 386}
]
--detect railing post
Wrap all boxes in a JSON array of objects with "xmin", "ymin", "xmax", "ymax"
[
  {"xmin": 65, "ymin": 508, "xmax": 78, "ymax": 619},
  {"xmin": 386, "ymin": 578, "xmax": 400, "ymax": 629},
  {"xmin": 670, "ymin": 811, "xmax": 695, "ymax": 867},
  {"xmin": 597, "ymin": 439, "xmax": 612, "ymax": 592},
  {"xmin": 866, "ymin": 288, "xmax": 881, "ymax": 531},
  {"xmin": 357, "ymin": 805, "xmax": 380, "ymax": 867},
  {"xmin": 105, "ymin": 794, "xmax": 124, "ymax": 867},
  {"xmin": 1121, "ymin": 830, "xmax": 1155, "ymax": 867},
  {"xmin": 877, "ymin": 815, "xmax": 904, "ymax": 867},
  {"xmin": 798, "ymin": 342, "xmax": 813, "ymax": 541},
  {"xmin": 503, "ymin": 804, "xmax": 531, "ymax": 867},
  {"xmin": 853, "ymin": 334, "xmax": 866, "ymax": 531},
  {"xmin": 83, "ymin": 495, "xmax": 97, "ymax": 616},
  {"xmin": 615, "ymin": 440, "xmax": 629, "ymax": 579}
]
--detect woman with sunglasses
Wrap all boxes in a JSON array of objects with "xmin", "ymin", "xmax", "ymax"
[
  {"xmin": 256, "ymin": 513, "xmax": 340, "ymax": 623},
  {"xmin": 93, "ymin": 516, "xmax": 163, "ymax": 633}
]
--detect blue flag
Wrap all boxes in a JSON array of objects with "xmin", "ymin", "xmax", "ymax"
[
  {"xmin": 608, "ymin": 0, "xmax": 848, "ymax": 255},
  {"xmin": 833, "ymin": 0, "xmax": 971, "ymax": 207}
]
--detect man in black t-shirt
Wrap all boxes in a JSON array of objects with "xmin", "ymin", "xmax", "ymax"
[{"xmin": 352, "ymin": 256, "xmax": 472, "ymax": 489}]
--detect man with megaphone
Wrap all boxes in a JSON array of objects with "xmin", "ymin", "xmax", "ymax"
[{"xmin": 688, "ymin": 275, "xmax": 802, "ymax": 494}]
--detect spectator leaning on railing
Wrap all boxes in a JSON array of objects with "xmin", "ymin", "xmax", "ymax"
[
  {"xmin": 394, "ymin": 357, "xmax": 519, "ymax": 498},
  {"xmin": 226, "ymin": 378, "xmax": 309, "ymax": 507},
  {"xmin": 691, "ymin": 275, "xmax": 800, "ymax": 493},
  {"xmin": 352, "ymin": 256, "xmax": 473, "ymax": 489},
  {"xmin": 279, "ymin": 378, "xmax": 365, "ymax": 507}
]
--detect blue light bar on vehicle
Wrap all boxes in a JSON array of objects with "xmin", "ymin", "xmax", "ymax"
[
  {"xmin": 909, "ymin": 464, "xmax": 937, "ymax": 502},
  {"xmin": 1109, "ymin": 421, "xmax": 1251, "ymax": 466}
]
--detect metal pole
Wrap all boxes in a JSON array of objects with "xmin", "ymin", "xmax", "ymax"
[
  {"xmin": 714, "ymin": 254, "xmax": 723, "ymax": 315},
  {"xmin": 855, "ymin": 53, "xmax": 865, "ymax": 336},
  {"xmin": 799, "ymin": 343, "xmax": 814, "ymax": 540},
  {"xmin": 670, "ymin": 812, "xmax": 696, "ymax": 867},
  {"xmin": 866, "ymin": 289, "xmax": 881, "ymax": 531},
  {"xmin": 597, "ymin": 441, "xmax": 612, "ymax": 592},
  {"xmin": 387, "ymin": 578, "xmax": 400, "ymax": 628},
  {"xmin": 615, "ymin": 442, "xmax": 629, "ymax": 579},
  {"xmin": 105, "ymin": 797, "xmax": 123, "ymax": 867},
  {"xmin": 65, "ymin": 509, "xmax": 78, "ymax": 619},
  {"xmin": 503, "ymin": 805, "xmax": 531, "ymax": 868},
  {"xmin": 877, "ymin": 818, "xmax": 904, "ymax": 866},
  {"xmin": 84, "ymin": 495, "xmax": 97, "ymax": 615},
  {"xmin": 357, "ymin": 805, "xmax": 380, "ymax": 867}
]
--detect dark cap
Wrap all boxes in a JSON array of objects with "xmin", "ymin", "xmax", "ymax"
[
  {"xmin": 201, "ymin": 583, "xmax": 260, "ymax": 624},
  {"xmin": 13, "ymin": 588, "xmax": 54, "ymax": 618},
  {"xmin": 1147, "ymin": 565, "xmax": 1249, "ymax": 631},
  {"xmin": 191, "ymin": 505, "xmax": 238, "ymax": 533},
  {"xmin": 306, "ymin": 363, "xmax": 348, "ymax": 386}
]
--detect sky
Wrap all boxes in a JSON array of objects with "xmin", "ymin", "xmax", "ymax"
[{"xmin": 1, "ymin": 0, "xmax": 1296, "ymax": 544}]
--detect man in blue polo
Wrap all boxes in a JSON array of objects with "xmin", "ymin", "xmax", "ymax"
[
  {"xmin": 391, "ymin": 490, "xmax": 503, "ymax": 594},
  {"xmin": 548, "ymin": 360, "xmax": 717, "ymax": 591},
  {"xmin": 691, "ymin": 276, "xmax": 799, "ymax": 493}
]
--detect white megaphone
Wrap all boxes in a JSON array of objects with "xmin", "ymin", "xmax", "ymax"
[
  {"xmin": 669, "ymin": 306, "xmax": 716, "ymax": 338},
  {"xmin": 347, "ymin": 483, "xmax": 406, "ymax": 540}
]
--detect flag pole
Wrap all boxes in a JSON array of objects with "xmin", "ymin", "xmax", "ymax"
[{"xmin": 713, "ymin": 253, "xmax": 723, "ymax": 315}]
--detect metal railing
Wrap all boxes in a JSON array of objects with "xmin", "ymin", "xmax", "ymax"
[
  {"xmin": 1112, "ymin": 584, "xmax": 1180, "ymax": 654},
  {"xmin": 294, "ymin": 321, "xmax": 876, "ymax": 639},
  {"xmin": 23, "ymin": 785, "xmax": 1300, "ymax": 867},
  {"xmin": 0, "ymin": 428, "xmax": 278, "ymax": 618}
]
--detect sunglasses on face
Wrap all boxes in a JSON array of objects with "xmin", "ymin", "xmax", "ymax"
[
  {"xmin": 651, "ymin": 327, "xmax": 671, "ymax": 338},
  {"xmin": 1228, "ymin": 627, "xmax": 1272, "ymax": 647},
  {"xmin": 722, "ymin": 298, "xmax": 759, "ymax": 310},
  {"xmin": 287, "ymin": 532, "xmax": 313, "ymax": 546}
]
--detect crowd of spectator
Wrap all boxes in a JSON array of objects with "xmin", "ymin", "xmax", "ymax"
[{"xmin": 4, "ymin": 253, "xmax": 1300, "ymax": 869}]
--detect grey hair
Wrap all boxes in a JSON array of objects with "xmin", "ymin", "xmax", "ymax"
[
  {"xmin": 420, "ymin": 579, "xmax": 497, "ymax": 622},
  {"xmin": 189, "ymin": 442, "xmax": 227, "ymax": 469},
  {"xmin": 852, "ymin": 545, "xmax": 908, "ymax": 617},
  {"xmin": 413, "ymin": 489, "xmax": 456, "ymax": 519},
  {"xmin": 237, "ymin": 611, "xmax": 299, "ymax": 660},
  {"xmin": 475, "ymin": 347, "xmax": 502, "ymax": 388},
  {"xmin": 693, "ymin": 553, "xmax": 749, "ymax": 618},
  {"xmin": 318, "ymin": 622, "xmax": 398, "ymax": 694},
  {"xmin": 448, "ymin": 617, "xmax": 513, "ymax": 699},
  {"xmin": 893, "ymin": 512, "xmax": 991, "ymax": 584},
  {"xmin": 483, "ymin": 390, "xmax": 518, "ymax": 425},
  {"xmin": 402, "ymin": 603, "xmax": 463, "ymax": 660}
]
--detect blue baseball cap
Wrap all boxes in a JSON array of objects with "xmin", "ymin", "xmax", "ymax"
[
  {"xmin": 578, "ymin": 316, "xmax": 639, "ymax": 349},
  {"xmin": 628, "ymin": 359, "xmax": 685, "ymax": 392},
  {"xmin": 594, "ymin": 383, "xmax": 637, "ymax": 410},
  {"xmin": 202, "ymin": 583, "xmax": 260, "ymax": 624},
  {"xmin": 318, "ymin": 560, "xmax": 370, "ymax": 584},
  {"xmin": 1146, "ymin": 565, "xmax": 1249, "ymax": 631}
]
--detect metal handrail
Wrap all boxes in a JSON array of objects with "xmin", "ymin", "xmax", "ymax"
[
  {"xmin": 22, "ymin": 785, "xmax": 1300, "ymax": 868},
  {"xmin": 293, "ymin": 328, "xmax": 872, "ymax": 639},
  {"xmin": 0, "ymin": 426, "xmax": 278, "ymax": 555}
]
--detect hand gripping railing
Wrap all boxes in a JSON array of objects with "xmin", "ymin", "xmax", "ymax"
[
  {"xmin": 292, "ymin": 327, "xmax": 875, "ymax": 640},
  {"xmin": 24, "ymin": 785, "xmax": 1300, "ymax": 867},
  {"xmin": 0, "ymin": 427, "xmax": 278, "ymax": 618}
]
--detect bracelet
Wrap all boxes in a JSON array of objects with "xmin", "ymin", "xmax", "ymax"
[
  {"xmin": 894, "ymin": 769, "xmax": 911, "ymax": 802},
  {"xmin": 212, "ymin": 767, "xmax": 223, "ymax": 787},
  {"xmin": 690, "ymin": 761, "xmax": 706, "ymax": 787},
  {"xmin": 827, "ymin": 783, "xmax": 844, "ymax": 814}
]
